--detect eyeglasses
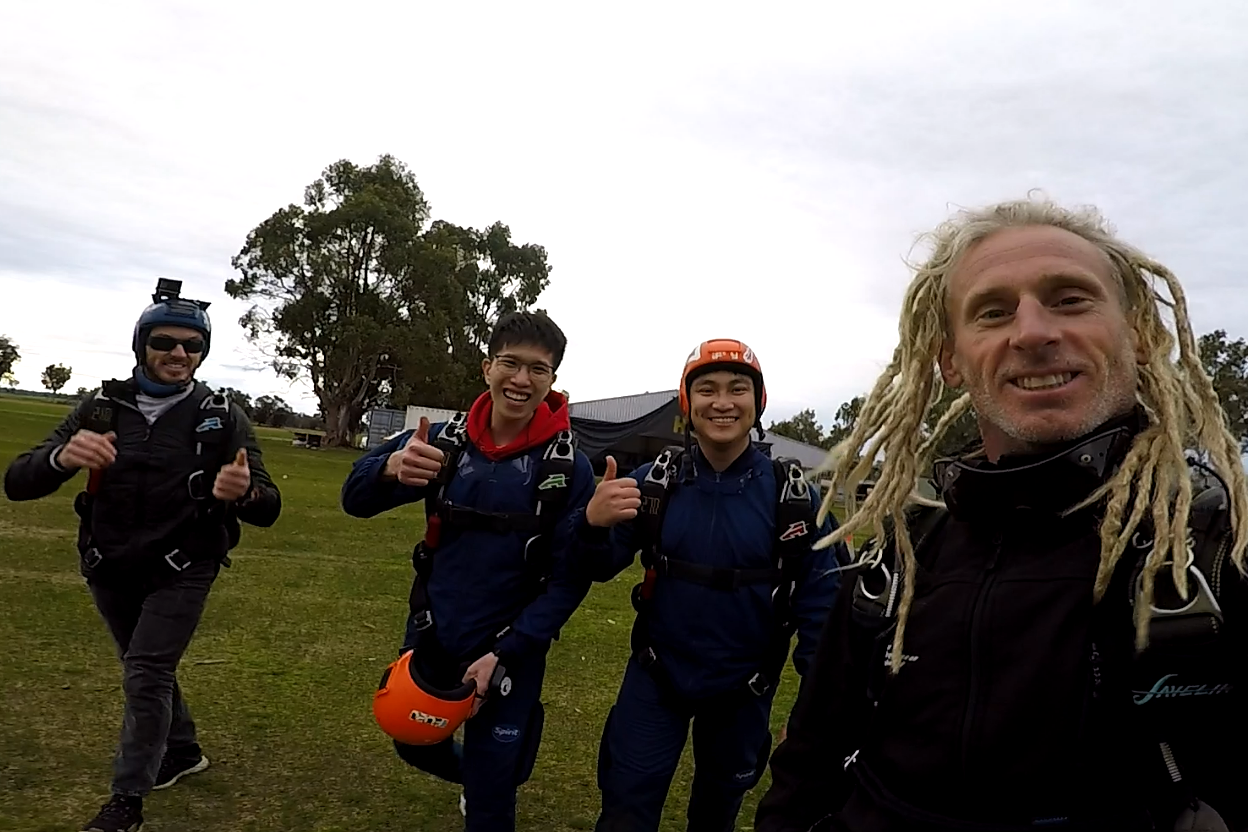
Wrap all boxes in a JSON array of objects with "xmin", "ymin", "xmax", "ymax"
[
  {"xmin": 148, "ymin": 335, "xmax": 206, "ymax": 354},
  {"xmin": 492, "ymin": 355, "xmax": 553, "ymax": 381}
]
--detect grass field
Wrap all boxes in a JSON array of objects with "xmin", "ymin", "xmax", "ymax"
[{"xmin": 0, "ymin": 394, "xmax": 811, "ymax": 832}]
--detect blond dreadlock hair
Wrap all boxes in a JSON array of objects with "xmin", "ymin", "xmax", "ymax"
[{"xmin": 814, "ymin": 196, "xmax": 1248, "ymax": 673}]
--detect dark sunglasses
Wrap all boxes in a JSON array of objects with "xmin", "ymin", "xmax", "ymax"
[{"xmin": 147, "ymin": 335, "xmax": 205, "ymax": 354}]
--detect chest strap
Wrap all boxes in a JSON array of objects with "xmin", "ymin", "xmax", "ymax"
[
  {"xmin": 655, "ymin": 556, "xmax": 781, "ymax": 591},
  {"xmin": 437, "ymin": 504, "xmax": 543, "ymax": 536}
]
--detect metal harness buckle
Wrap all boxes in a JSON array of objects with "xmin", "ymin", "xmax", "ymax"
[
  {"xmin": 165, "ymin": 549, "xmax": 192, "ymax": 572},
  {"xmin": 747, "ymin": 672, "xmax": 771, "ymax": 697},
  {"xmin": 187, "ymin": 470, "xmax": 209, "ymax": 501}
]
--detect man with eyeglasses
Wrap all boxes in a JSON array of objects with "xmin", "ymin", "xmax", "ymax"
[
  {"xmin": 5, "ymin": 279, "xmax": 282, "ymax": 832},
  {"xmin": 342, "ymin": 310, "xmax": 596, "ymax": 832}
]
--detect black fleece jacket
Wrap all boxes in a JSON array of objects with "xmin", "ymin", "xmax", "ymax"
[
  {"xmin": 756, "ymin": 415, "xmax": 1248, "ymax": 832},
  {"xmin": 5, "ymin": 381, "xmax": 281, "ymax": 572}
]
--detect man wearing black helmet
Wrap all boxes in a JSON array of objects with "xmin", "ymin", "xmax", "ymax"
[{"xmin": 5, "ymin": 279, "xmax": 282, "ymax": 832}]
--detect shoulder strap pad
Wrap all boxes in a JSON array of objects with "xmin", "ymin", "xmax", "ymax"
[
  {"xmin": 1133, "ymin": 483, "xmax": 1233, "ymax": 653},
  {"xmin": 773, "ymin": 458, "xmax": 815, "ymax": 550},
  {"xmin": 85, "ymin": 385, "xmax": 121, "ymax": 435},
  {"xmin": 518, "ymin": 429, "xmax": 579, "ymax": 590},
  {"xmin": 434, "ymin": 411, "xmax": 468, "ymax": 449},
  {"xmin": 851, "ymin": 503, "xmax": 948, "ymax": 624},
  {"xmin": 535, "ymin": 429, "xmax": 577, "ymax": 527},
  {"xmin": 199, "ymin": 386, "xmax": 230, "ymax": 412},
  {"xmin": 189, "ymin": 386, "xmax": 237, "ymax": 500},
  {"xmin": 193, "ymin": 388, "xmax": 233, "ymax": 448},
  {"xmin": 636, "ymin": 448, "xmax": 681, "ymax": 567},
  {"xmin": 431, "ymin": 412, "xmax": 469, "ymax": 487},
  {"xmin": 769, "ymin": 459, "xmax": 819, "ymax": 633}
]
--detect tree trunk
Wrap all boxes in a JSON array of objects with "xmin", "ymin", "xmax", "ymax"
[{"xmin": 323, "ymin": 399, "xmax": 354, "ymax": 447}]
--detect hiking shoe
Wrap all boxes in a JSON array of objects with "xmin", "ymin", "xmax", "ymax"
[
  {"xmin": 152, "ymin": 753, "xmax": 210, "ymax": 790},
  {"xmin": 81, "ymin": 794, "xmax": 143, "ymax": 832}
]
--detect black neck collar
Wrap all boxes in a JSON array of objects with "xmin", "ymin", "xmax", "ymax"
[{"xmin": 933, "ymin": 408, "xmax": 1148, "ymax": 522}]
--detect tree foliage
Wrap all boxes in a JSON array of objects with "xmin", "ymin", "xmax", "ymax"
[
  {"xmin": 0, "ymin": 335, "xmax": 19, "ymax": 386},
  {"xmin": 1198, "ymin": 329, "xmax": 1248, "ymax": 450},
  {"xmin": 226, "ymin": 154, "xmax": 551, "ymax": 446},
  {"xmin": 41, "ymin": 364, "xmax": 72, "ymax": 394},
  {"xmin": 768, "ymin": 408, "xmax": 830, "ymax": 448},
  {"xmin": 254, "ymin": 395, "xmax": 293, "ymax": 428},
  {"xmin": 824, "ymin": 397, "xmax": 865, "ymax": 449}
]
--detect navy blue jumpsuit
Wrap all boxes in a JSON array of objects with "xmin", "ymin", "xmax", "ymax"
[
  {"xmin": 342, "ymin": 422, "xmax": 595, "ymax": 831},
  {"xmin": 572, "ymin": 444, "xmax": 845, "ymax": 832}
]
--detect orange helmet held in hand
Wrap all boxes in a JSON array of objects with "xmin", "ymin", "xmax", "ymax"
[
  {"xmin": 373, "ymin": 650, "xmax": 477, "ymax": 746},
  {"xmin": 678, "ymin": 338, "xmax": 767, "ymax": 419}
]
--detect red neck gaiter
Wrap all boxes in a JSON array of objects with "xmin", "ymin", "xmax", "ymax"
[{"xmin": 465, "ymin": 390, "xmax": 571, "ymax": 461}]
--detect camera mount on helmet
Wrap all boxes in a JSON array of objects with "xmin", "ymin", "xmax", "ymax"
[{"xmin": 151, "ymin": 277, "xmax": 211, "ymax": 311}]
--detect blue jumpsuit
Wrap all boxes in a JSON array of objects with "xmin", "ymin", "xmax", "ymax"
[
  {"xmin": 342, "ymin": 423, "xmax": 595, "ymax": 832},
  {"xmin": 572, "ymin": 445, "xmax": 844, "ymax": 832}
]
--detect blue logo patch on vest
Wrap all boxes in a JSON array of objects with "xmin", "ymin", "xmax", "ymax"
[
  {"xmin": 196, "ymin": 417, "xmax": 224, "ymax": 433},
  {"xmin": 492, "ymin": 724, "xmax": 521, "ymax": 743}
]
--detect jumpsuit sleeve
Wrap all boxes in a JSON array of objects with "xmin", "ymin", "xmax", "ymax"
[
  {"xmin": 755, "ymin": 572, "xmax": 866, "ymax": 832},
  {"xmin": 494, "ymin": 452, "xmax": 597, "ymax": 662},
  {"xmin": 566, "ymin": 462, "xmax": 647, "ymax": 582},
  {"xmin": 229, "ymin": 406, "xmax": 282, "ymax": 528},
  {"xmin": 3, "ymin": 391, "xmax": 96, "ymax": 501},
  {"xmin": 340, "ymin": 428, "xmax": 435, "ymax": 517},
  {"xmin": 790, "ymin": 481, "xmax": 847, "ymax": 677}
]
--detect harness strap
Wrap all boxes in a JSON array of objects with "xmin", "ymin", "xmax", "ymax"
[
  {"xmin": 656, "ymin": 556, "xmax": 780, "ymax": 591},
  {"xmin": 409, "ymin": 420, "xmax": 577, "ymax": 638},
  {"xmin": 82, "ymin": 386, "xmax": 121, "ymax": 496},
  {"xmin": 630, "ymin": 451, "xmax": 818, "ymax": 698},
  {"xmin": 189, "ymin": 389, "xmax": 234, "ymax": 503},
  {"xmin": 438, "ymin": 504, "xmax": 543, "ymax": 535},
  {"xmin": 76, "ymin": 382, "xmax": 238, "ymax": 575}
]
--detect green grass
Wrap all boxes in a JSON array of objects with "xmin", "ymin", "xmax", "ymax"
[{"xmin": 0, "ymin": 394, "xmax": 818, "ymax": 832}]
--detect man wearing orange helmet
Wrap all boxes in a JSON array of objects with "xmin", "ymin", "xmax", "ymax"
[
  {"xmin": 574, "ymin": 339, "xmax": 846, "ymax": 832},
  {"xmin": 342, "ymin": 311, "xmax": 596, "ymax": 832}
]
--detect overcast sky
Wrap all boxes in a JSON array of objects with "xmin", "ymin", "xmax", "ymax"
[{"xmin": 2, "ymin": 0, "xmax": 1245, "ymax": 425}]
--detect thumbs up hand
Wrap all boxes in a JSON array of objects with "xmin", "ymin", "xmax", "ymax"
[
  {"xmin": 586, "ymin": 455, "xmax": 641, "ymax": 527},
  {"xmin": 383, "ymin": 417, "xmax": 446, "ymax": 487},
  {"xmin": 213, "ymin": 448, "xmax": 253, "ymax": 502}
]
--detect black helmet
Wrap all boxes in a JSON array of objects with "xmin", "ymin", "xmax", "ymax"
[{"xmin": 132, "ymin": 278, "xmax": 212, "ymax": 364}]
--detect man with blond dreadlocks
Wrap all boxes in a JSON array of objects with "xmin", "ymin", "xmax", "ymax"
[{"xmin": 755, "ymin": 197, "xmax": 1248, "ymax": 832}]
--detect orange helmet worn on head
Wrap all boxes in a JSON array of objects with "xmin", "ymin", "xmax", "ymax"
[
  {"xmin": 373, "ymin": 650, "xmax": 477, "ymax": 746},
  {"xmin": 678, "ymin": 338, "xmax": 766, "ymax": 418}
]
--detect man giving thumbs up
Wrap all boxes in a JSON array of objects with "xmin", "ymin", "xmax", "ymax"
[
  {"xmin": 3, "ymin": 279, "xmax": 282, "ymax": 832},
  {"xmin": 569, "ymin": 339, "xmax": 844, "ymax": 832},
  {"xmin": 341, "ymin": 310, "xmax": 596, "ymax": 832}
]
